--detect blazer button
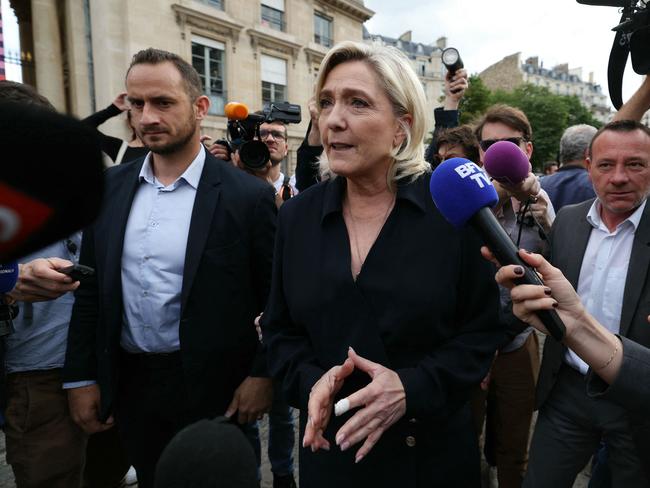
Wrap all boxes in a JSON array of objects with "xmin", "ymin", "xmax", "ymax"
[
  {"xmin": 405, "ymin": 436, "xmax": 416, "ymax": 447},
  {"xmin": 408, "ymin": 418, "xmax": 417, "ymax": 424}
]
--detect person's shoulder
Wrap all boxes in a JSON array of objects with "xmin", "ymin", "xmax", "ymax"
[
  {"xmin": 276, "ymin": 179, "xmax": 330, "ymax": 229},
  {"xmin": 105, "ymin": 156, "xmax": 143, "ymax": 179},
  {"xmin": 280, "ymin": 179, "xmax": 327, "ymax": 211},
  {"xmin": 555, "ymin": 198, "xmax": 594, "ymax": 223},
  {"xmin": 204, "ymin": 153, "xmax": 271, "ymax": 195}
]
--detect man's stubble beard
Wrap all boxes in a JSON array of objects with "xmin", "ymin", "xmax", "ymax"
[{"xmin": 142, "ymin": 114, "xmax": 198, "ymax": 156}]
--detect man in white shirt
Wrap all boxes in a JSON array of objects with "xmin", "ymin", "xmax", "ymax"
[{"xmin": 527, "ymin": 120, "xmax": 650, "ymax": 486}]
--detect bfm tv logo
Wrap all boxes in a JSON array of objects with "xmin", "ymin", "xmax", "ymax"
[
  {"xmin": 454, "ymin": 162, "xmax": 492, "ymax": 189},
  {"xmin": 0, "ymin": 182, "xmax": 52, "ymax": 255}
]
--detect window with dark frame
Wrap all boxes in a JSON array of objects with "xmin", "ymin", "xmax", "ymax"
[
  {"xmin": 261, "ymin": 54, "xmax": 287, "ymax": 107},
  {"xmin": 191, "ymin": 39, "xmax": 226, "ymax": 115},
  {"xmin": 201, "ymin": 0, "xmax": 223, "ymax": 9},
  {"xmin": 261, "ymin": 5, "xmax": 284, "ymax": 31},
  {"xmin": 314, "ymin": 12, "xmax": 332, "ymax": 48},
  {"xmin": 262, "ymin": 81, "xmax": 286, "ymax": 105}
]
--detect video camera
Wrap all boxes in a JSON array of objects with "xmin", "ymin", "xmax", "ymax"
[
  {"xmin": 577, "ymin": 0, "xmax": 650, "ymax": 108},
  {"xmin": 218, "ymin": 102, "xmax": 301, "ymax": 170}
]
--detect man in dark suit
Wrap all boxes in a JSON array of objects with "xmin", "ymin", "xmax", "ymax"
[
  {"xmin": 526, "ymin": 120, "xmax": 650, "ymax": 486},
  {"xmin": 63, "ymin": 48, "xmax": 277, "ymax": 488}
]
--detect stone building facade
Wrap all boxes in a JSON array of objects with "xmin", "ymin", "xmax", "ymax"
[
  {"xmin": 7, "ymin": 0, "xmax": 373, "ymax": 173},
  {"xmin": 363, "ymin": 28, "xmax": 447, "ymax": 136},
  {"xmin": 480, "ymin": 52, "xmax": 612, "ymax": 123}
]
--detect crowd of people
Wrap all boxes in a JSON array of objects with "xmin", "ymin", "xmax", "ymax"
[{"xmin": 0, "ymin": 38, "xmax": 650, "ymax": 488}]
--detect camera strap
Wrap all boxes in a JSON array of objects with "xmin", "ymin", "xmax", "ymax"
[{"xmin": 607, "ymin": 11, "xmax": 631, "ymax": 110}]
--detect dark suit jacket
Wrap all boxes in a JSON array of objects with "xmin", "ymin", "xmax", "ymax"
[
  {"xmin": 536, "ymin": 198, "xmax": 650, "ymax": 470},
  {"xmin": 263, "ymin": 174, "xmax": 506, "ymax": 488},
  {"xmin": 63, "ymin": 150, "xmax": 277, "ymax": 421},
  {"xmin": 540, "ymin": 165, "xmax": 596, "ymax": 212}
]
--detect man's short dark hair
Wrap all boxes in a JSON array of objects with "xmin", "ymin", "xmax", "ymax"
[
  {"xmin": 473, "ymin": 104, "xmax": 533, "ymax": 142},
  {"xmin": 126, "ymin": 48, "xmax": 203, "ymax": 101},
  {"xmin": 436, "ymin": 125, "xmax": 480, "ymax": 164},
  {"xmin": 543, "ymin": 161, "xmax": 558, "ymax": 172},
  {"xmin": 588, "ymin": 119, "xmax": 650, "ymax": 159},
  {"xmin": 0, "ymin": 80, "xmax": 56, "ymax": 110}
]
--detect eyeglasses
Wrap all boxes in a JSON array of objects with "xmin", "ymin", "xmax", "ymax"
[
  {"xmin": 259, "ymin": 129, "xmax": 286, "ymax": 141},
  {"xmin": 479, "ymin": 137, "xmax": 526, "ymax": 152}
]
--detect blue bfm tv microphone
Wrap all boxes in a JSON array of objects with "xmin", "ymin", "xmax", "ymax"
[
  {"xmin": 0, "ymin": 261, "xmax": 19, "ymax": 337},
  {"xmin": 430, "ymin": 158, "xmax": 566, "ymax": 342}
]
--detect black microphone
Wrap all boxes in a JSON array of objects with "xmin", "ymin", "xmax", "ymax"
[
  {"xmin": 0, "ymin": 102, "xmax": 104, "ymax": 261},
  {"xmin": 0, "ymin": 261, "xmax": 19, "ymax": 337},
  {"xmin": 429, "ymin": 157, "xmax": 566, "ymax": 341}
]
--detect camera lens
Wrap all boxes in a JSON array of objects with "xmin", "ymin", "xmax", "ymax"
[{"xmin": 239, "ymin": 141, "xmax": 271, "ymax": 170}]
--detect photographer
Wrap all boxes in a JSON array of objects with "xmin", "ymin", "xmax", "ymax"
[
  {"xmin": 424, "ymin": 68, "xmax": 469, "ymax": 167},
  {"xmin": 208, "ymin": 114, "xmax": 297, "ymax": 208},
  {"xmin": 207, "ymin": 111, "xmax": 297, "ymax": 488}
]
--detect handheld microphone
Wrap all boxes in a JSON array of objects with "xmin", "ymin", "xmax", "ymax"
[
  {"xmin": 0, "ymin": 101, "xmax": 104, "ymax": 262},
  {"xmin": 0, "ymin": 262, "xmax": 18, "ymax": 294},
  {"xmin": 429, "ymin": 158, "xmax": 566, "ymax": 341},
  {"xmin": 0, "ymin": 261, "xmax": 19, "ymax": 337},
  {"xmin": 483, "ymin": 141, "xmax": 530, "ymax": 185}
]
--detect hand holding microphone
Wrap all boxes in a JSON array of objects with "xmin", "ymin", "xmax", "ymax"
[{"xmin": 429, "ymin": 157, "xmax": 566, "ymax": 341}]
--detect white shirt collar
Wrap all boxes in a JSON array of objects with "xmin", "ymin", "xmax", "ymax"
[
  {"xmin": 139, "ymin": 145, "xmax": 206, "ymax": 190},
  {"xmin": 587, "ymin": 198, "xmax": 647, "ymax": 233}
]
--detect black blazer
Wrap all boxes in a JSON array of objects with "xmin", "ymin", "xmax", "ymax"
[
  {"xmin": 263, "ymin": 174, "xmax": 506, "ymax": 487},
  {"xmin": 63, "ymin": 150, "xmax": 277, "ymax": 421}
]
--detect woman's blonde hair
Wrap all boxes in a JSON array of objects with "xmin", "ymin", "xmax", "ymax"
[{"xmin": 314, "ymin": 41, "xmax": 429, "ymax": 188}]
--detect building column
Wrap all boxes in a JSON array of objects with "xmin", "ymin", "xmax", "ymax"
[
  {"xmin": 31, "ymin": 0, "xmax": 66, "ymax": 111},
  {"xmin": 9, "ymin": 0, "xmax": 36, "ymax": 86}
]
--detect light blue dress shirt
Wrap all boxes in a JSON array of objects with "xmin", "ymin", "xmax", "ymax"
[
  {"xmin": 5, "ymin": 233, "xmax": 81, "ymax": 373},
  {"xmin": 120, "ymin": 147, "xmax": 205, "ymax": 353}
]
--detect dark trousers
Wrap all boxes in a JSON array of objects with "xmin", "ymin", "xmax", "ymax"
[
  {"xmin": 243, "ymin": 381, "xmax": 295, "ymax": 478},
  {"xmin": 83, "ymin": 428, "xmax": 131, "ymax": 488},
  {"xmin": 116, "ymin": 351, "xmax": 195, "ymax": 488},
  {"xmin": 524, "ymin": 364, "xmax": 647, "ymax": 487}
]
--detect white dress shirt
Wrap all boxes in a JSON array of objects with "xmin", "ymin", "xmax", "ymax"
[{"xmin": 565, "ymin": 199, "xmax": 647, "ymax": 374}]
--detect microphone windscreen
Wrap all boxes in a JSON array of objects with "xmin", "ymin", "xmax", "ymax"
[
  {"xmin": 225, "ymin": 102, "xmax": 249, "ymax": 120},
  {"xmin": 429, "ymin": 157, "xmax": 499, "ymax": 228},
  {"xmin": 0, "ymin": 102, "xmax": 104, "ymax": 261},
  {"xmin": 483, "ymin": 141, "xmax": 530, "ymax": 185},
  {"xmin": 0, "ymin": 261, "xmax": 18, "ymax": 294}
]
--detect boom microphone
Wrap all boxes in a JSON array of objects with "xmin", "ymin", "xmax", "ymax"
[
  {"xmin": 483, "ymin": 141, "xmax": 530, "ymax": 185},
  {"xmin": 224, "ymin": 102, "xmax": 250, "ymax": 121},
  {"xmin": 430, "ymin": 157, "xmax": 566, "ymax": 341},
  {"xmin": 224, "ymin": 102, "xmax": 265, "ymax": 123},
  {"xmin": 0, "ymin": 101, "xmax": 104, "ymax": 262}
]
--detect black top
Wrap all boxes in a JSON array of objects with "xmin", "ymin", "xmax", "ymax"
[
  {"xmin": 263, "ymin": 173, "xmax": 506, "ymax": 487},
  {"xmin": 82, "ymin": 103, "xmax": 148, "ymax": 164}
]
